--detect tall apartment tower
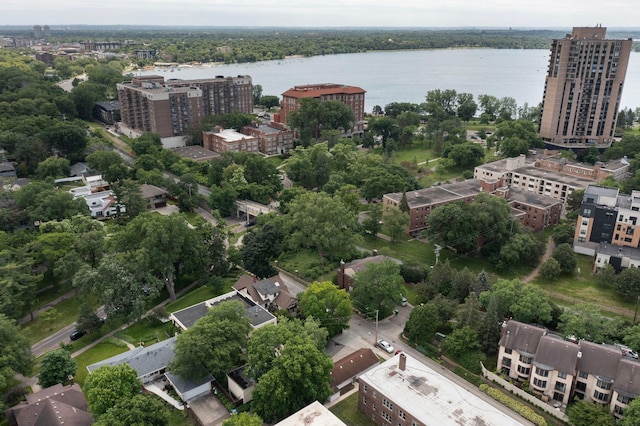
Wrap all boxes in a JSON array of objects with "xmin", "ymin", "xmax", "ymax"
[
  {"xmin": 117, "ymin": 75, "xmax": 252, "ymax": 138},
  {"xmin": 117, "ymin": 76, "xmax": 204, "ymax": 138},
  {"xmin": 538, "ymin": 26, "xmax": 632, "ymax": 149}
]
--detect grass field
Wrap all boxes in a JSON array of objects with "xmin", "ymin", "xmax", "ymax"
[
  {"xmin": 72, "ymin": 341, "xmax": 129, "ymax": 386},
  {"xmin": 115, "ymin": 318, "xmax": 176, "ymax": 345},
  {"xmin": 330, "ymin": 392, "xmax": 376, "ymax": 426}
]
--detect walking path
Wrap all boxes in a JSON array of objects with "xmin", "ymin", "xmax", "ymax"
[
  {"xmin": 522, "ymin": 237, "xmax": 554, "ymax": 283},
  {"xmin": 19, "ymin": 289, "xmax": 77, "ymax": 325}
]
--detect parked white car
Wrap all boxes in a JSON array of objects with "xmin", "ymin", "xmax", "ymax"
[{"xmin": 377, "ymin": 339, "xmax": 394, "ymax": 354}]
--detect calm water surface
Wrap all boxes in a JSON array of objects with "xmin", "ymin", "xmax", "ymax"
[{"xmin": 137, "ymin": 49, "xmax": 640, "ymax": 113}]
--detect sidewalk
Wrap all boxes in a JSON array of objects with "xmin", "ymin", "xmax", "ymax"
[
  {"xmin": 19, "ymin": 288, "xmax": 77, "ymax": 325},
  {"xmin": 70, "ymin": 279, "xmax": 202, "ymax": 359}
]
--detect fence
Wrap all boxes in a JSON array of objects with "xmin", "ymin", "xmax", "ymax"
[{"xmin": 480, "ymin": 363, "xmax": 570, "ymax": 423}]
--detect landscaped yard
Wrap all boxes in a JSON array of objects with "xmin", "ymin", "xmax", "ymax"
[
  {"xmin": 72, "ymin": 340, "xmax": 129, "ymax": 386},
  {"xmin": 329, "ymin": 392, "xmax": 375, "ymax": 426},
  {"xmin": 115, "ymin": 318, "xmax": 176, "ymax": 345}
]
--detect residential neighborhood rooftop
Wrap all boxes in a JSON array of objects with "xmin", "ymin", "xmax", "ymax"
[
  {"xmin": 533, "ymin": 334, "xmax": 579, "ymax": 376},
  {"xmin": 360, "ymin": 353, "xmax": 529, "ymax": 425},
  {"xmin": 577, "ymin": 341, "xmax": 622, "ymax": 381},
  {"xmin": 384, "ymin": 179, "xmax": 482, "ymax": 208},
  {"xmin": 274, "ymin": 400, "xmax": 347, "ymax": 426},
  {"xmin": 498, "ymin": 320, "xmax": 547, "ymax": 357},
  {"xmin": 170, "ymin": 291, "xmax": 276, "ymax": 330},
  {"xmin": 87, "ymin": 337, "xmax": 176, "ymax": 378}
]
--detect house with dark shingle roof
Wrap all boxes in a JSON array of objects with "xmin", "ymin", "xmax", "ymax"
[
  {"xmin": 612, "ymin": 358, "xmax": 640, "ymax": 418},
  {"xmin": 329, "ymin": 348, "xmax": 379, "ymax": 402},
  {"xmin": 575, "ymin": 341, "xmax": 622, "ymax": 405},
  {"xmin": 529, "ymin": 334, "xmax": 579, "ymax": 405},
  {"xmin": 233, "ymin": 274, "xmax": 297, "ymax": 313},
  {"xmin": 497, "ymin": 320, "xmax": 547, "ymax": 382},
  {"xmin": 5, "ymin": 383, "xmax": 92, "ymax": 426}
]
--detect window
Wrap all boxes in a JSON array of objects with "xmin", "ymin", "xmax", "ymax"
[
  {"xmin": 517, "ymin": 365, "xmax": 530, "ymax": 376},
  {"xmin": 575, "ymin": 381, "xmax": 587, "ymax": 392},
  {"xmin": 579, "ymin": 371, "xmax": 588, "ymax": 379},
  {"xmin": 382, "ymin": 398, "xmax": 394, "ymax": 411},
  {"xmin": 363, "ymin": 384, "xmax": 368, "ymax": 393},
  {"xmin": 363, "ymin": 397, "xmax": 367, "ymax": 405},
  {"xmin": 558, "ymin": 371, "xmax": 567, "ymax": 379},
  {"xmin": 505, "ymin": 348, "xmax": 512, "ymax": 354},
  {"xmin": 411, "ymin": 422, "xmax": 419, "ymax": 426},
  {"xmin": 615, "ymin": 404, "xmax": 625, "ymax": 415},
  {"xmin": 536, "ymin": 367, "xmax": 549, "ymax": 377},
  {"xmin": 519, "ymin": 355, "xmax": 532, "ymax": 364},
  {"xmin": 399, "ymin": 410, "xmax": 406, "ymax": 420},
  {"xmin": 533, "ymin": 378, "xmax": 547, "ymax": 388},
  {"xmin": 373, "ymin": 404, "xmax": 377, "ymax": 411},
  {"xmin": 597, "ymin": 380, "xmax": 612, "ymax": 390},
  {"xmin": 554, "ymin": 382, "xmax": 566, "ymax": 392},
  {"xmin": 617, "ymin": 394, "xmax": 632, "ymax": 405},
  {"xmin": 382, "ymin": 411, "xmax": 392, "ymax": 423},
  {"xmin": 594, "ymin": 390, "xmax": 610, "ymax": 402},
  {"xmin": 502, "ymin": 358, "xmax": 511, "ymax": 367},
  {"xmin": 373, "ymin": 391, "xmax": 377, "ymax": 398}
]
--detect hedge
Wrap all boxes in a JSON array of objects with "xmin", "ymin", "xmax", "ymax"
[{"xmin": 479, "ymin": 384, "xmax": 547, "ymax": 426}]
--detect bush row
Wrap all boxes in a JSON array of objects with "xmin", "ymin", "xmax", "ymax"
[{"xmin": 479, "ymin": 384, "xmax": 547, "ymax": 426}]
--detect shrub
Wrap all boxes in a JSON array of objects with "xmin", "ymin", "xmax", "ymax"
[{"xmin": 479, "ymin": 384, "xmax": 547, "ymax": 426}]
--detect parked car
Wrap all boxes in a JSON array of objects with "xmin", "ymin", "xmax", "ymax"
[
  {"xmin": 400, "ymin": 296, "xmax": 408, "ymax": 307},
  {"xmin": 245, "ymin": 221, "xmax": 256, "ymax": 227},
  {"xmin": 69, "ymin": 330, "xmax": 85, "ymax": 341},
  {"xmin": 615, "ymin": 343, "xmax": 639, "ymax": 359},
  {"xmin": 377, "ymin": 339, "xmax": 394, "ymax": 353}
]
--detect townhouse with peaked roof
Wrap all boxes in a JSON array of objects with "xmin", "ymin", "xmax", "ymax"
[{"xmin": 497, "ymin": 320, "xmax": 640, "ymax": 418}]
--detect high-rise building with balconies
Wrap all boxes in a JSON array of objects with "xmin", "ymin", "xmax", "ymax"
[{"xmin": 538, "ymin": 26, "xmax": 632, "ymax": 149}]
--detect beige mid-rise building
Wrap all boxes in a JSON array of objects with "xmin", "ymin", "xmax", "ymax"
[{"xmin": 538, "ymin": 26, "xmax": 632, "ymax": 148}]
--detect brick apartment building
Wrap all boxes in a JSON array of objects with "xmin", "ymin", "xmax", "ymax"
[
  {"xmin": 117, "ymin": 75, "xmax": 252, "ymax": 138},
  {"xmin": 538, "ymin": 26, "xmax": 632, "ymax": 148},
  {"xmin": 117, "ymin": 76, "xmax": 204, "ymax": 138},
  {"xmin": 203, "ymin": 123, "xmax": 293, "ymax": 155},
  {"xmin": 573, "ymin": 184, "xmax": 640, "ymax": 271},
  {"xmin": 383, "ymin": 178, "xmax": 562, "ymax": 235},
  {"xmin": 498, "ymin": 320, "xmax": 640, "ymax": 419},
  {"xmin": 474, "ymin": 151, "xmax": 629, "ymax": 204},
  {"xmin": 358, "ymin": 353, "xmax": 529, "ymax": 425},
  {"xmin": 277, "ymin": 83, "xmax": 366, "ymax": 137}
]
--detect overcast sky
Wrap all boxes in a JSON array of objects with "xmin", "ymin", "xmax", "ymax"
[{"xmin": 3, "ymin": 0, "xmax": 640, "ymax": 28}]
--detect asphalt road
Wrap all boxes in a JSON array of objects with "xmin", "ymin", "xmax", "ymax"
[{"xmin": 31, "ymin": 306, "xmax": 105, "ymax": 357}]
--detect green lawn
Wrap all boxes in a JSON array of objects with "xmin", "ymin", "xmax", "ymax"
[
  {"xmin": 73, "ymin": 341, "xmax": 129, "ymax": 386},
  {"xmin": 329, "ymin": 392, "xmax": 375, "ymax": 426},
  {"xmin": 21, "ymin": 295, "xmax": 99, "ymax": 345},
  {"xmin": 115, "ymin": 318, "xmax": 176, "ymax": 345},
  {"xmin": 164, "ymin": 277, "xmax": 237, "ymax": 313},
  {"xmin": 381, "ymin": 140, "xmax": 437, "ymax": 165}
]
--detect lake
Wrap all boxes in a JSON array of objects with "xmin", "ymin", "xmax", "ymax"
[{"xmin": 135, "ymin": 49, "xmax": 640, "ymax": 113}]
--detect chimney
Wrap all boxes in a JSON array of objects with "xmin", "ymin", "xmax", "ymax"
[{"xmin": 399, "ymin": 353, "xmax": 407, "ymax": 371}]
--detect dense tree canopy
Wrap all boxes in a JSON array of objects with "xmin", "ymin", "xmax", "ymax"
[
  {"xmin": 351, "ymin": 260, "xmax": 404, "ymax": 316},
  {"xmin": 170, "ymin": 300, "xmax": 251, "ymax": 380},
  {"xmin": 84, "ymin": 364, "xmax": 142, "ymax": 417},
  {"xmin": 0, "ymin": 314, "xmax": 33, "ymax": 395},
  {"xmin": 298, "ymin": 281, "xmax": 353, "ymax": 337},
  {"xmin": 280, "ymin": 191, "xmax": 360, "ymax": 269},
  {"xmin": 94, "ymin": 394, "xmax": 169, "ymax": 426},
  {"xmin": 37, "ymin": 349, "xmax": 77, "ymax": 388}
]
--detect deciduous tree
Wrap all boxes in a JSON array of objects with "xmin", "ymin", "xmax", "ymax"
[
  {"xmin": 566, "ymin": 399, "xmax": 615, "ymax": 426},
  {"xmin": 281, "ymin": 191, "xmax": 359, "ymax": 269},
  {"xmin": 37, "ymin": 349, "xmax": 77, "ymax": 388},
  {"xmin": 298, "ymin": 281, "xmax": 353, "ymax": 337},
  {"xmin": 383, "ymin": 204, "xmax": 409, "ymax": 242},
  {"xmin": 405, "ymin": 302, "xmax": 438, "ymax": 345},
  {"xmin": 0, "ymin": 314, "xmax": 33, "ymax": 395},
  {"xmin": 84, "ymin": 364, "xmax": 141, "ymax": 417},
  {"xmin": 170, "ymin": 300, "xmax": 251, "ymax": 380},
  {"xmin": 94, "ymin": 394, "xmax": 169, "ymax": 426},
  {"xmin": 351, "ymin": 260, "xmax": 404, "ymax": 315}
]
